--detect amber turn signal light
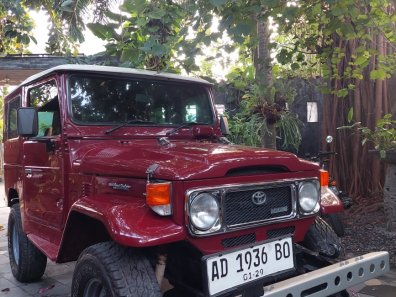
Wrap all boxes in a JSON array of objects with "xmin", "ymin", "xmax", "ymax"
[
  {"xmin": 146, "ymin": 182, "xmax": 172, "ymax": 216},
  {"xmin": 320, "ymin": 170, "xmax": 329, "ymax": 187}
]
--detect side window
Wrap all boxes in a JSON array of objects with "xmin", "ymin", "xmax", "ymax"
[
  {"xmin": 29, "ymin": 81, "xmax": 61, "ymax": 137},
  {"xmin": 6, "ymin": 96, "xmax": 21, "ymax": 140}
]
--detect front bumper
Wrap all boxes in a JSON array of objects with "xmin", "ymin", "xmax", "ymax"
[{"xmin": 262, "ymin": 251, "xmax": 389, "ymax": 297}]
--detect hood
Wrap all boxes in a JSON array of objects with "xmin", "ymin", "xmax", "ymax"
[{"xmin": 77, "ymin": 139, "xmax": 318, "ymax": 180}]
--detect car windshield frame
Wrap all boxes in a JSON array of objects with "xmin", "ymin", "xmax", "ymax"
[{"xmin": 66, "ymin": 73, "xmax": 216, "ymax": 127}]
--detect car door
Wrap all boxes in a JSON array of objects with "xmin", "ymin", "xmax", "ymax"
[{"xmin": 22, "ymin": 79, "xmax": 65, "ymax": 230}]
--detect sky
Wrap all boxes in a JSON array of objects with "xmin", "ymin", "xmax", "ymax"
[{"xmin": 28, "ymin": 10, "xmax": 106, "ymax": 55}]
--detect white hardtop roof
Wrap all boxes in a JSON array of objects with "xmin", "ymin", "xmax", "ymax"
[{"xmin": 21, "ymin": 64, "xmax": 212, "ymax": 86}]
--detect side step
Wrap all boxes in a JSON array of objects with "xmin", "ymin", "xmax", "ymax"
[{"xmin": 262, "ymin": 251, "xmax": 389, "ymax": 297}]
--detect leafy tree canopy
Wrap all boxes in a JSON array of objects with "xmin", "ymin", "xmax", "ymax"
[{"xmin": 0, "ymin": 1, "xmax": 35, "ymax": 55}]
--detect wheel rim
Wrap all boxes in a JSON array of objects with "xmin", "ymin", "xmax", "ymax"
[
  {"xmin": 83, "ymin": 278, "xmax": 106, "ymax": 297},
  {"xmin": 11, "ymin": 222, "xmax": 20, "ymax": 266}
]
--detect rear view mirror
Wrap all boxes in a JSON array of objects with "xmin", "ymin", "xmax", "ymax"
[
  {"xmin": 17, "ymin": 107, "xmax": 38, "ymax": 137},
  {"xmin": 220, "ymin": 116, "xmax": 230, "ymax": 136}
]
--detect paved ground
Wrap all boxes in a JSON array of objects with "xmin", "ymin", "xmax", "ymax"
[
  {"xmin": 0, "ymin": 191, "xmax": 395, "ymax": 296},
  {"xmin": 0, "ymin": 206, "xmax": 74, "ymax": 297}
]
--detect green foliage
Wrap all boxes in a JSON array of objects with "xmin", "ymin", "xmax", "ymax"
[
  {"xmin": 271, "ymin": 0, "xmax": 396, "ymax": 96},
  {"xmin": 360, "ymin": 114, "xmax": 396, "ymax": 158},
  {"xmin": 88, "ymin": 0, "xmax": 188, "ymax": 71},
  {"xmin": 276, "ymin": 112, "xmax": 302, "ymax": 151},
  {"xmin": 0, "ymin": 1, "xmax": 35, "ymax": 55},
  {"xmin": 228, "ymin": 113, "xmax": 266, "ymax": 147},
  {"xmin": 224, "ymin": 63, "xmax": 301, "ymax": 149},
  {"xmin": 339, "ymin": 114, "xmax": 396, "ymax": 158}
]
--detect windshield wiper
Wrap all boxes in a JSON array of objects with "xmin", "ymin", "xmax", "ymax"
[
  {"xmin": 105, "ymin": 119, "xmax": 155, "ymax": 135},
  {"xmin": 166, "ymin": 122, "xmax": 207, "ymax": 136}
]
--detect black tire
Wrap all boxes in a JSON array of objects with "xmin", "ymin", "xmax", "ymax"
[
  {"xmin": 303, "ymin": 216, "xmax": 343, "ymax": 259},
  {"xmin": 8, "ymin": 203, "xmax": 47, "ymax": 282},
  {"xmin": 328, "ymin": 213, "xmax": 345, "ymax": 237},
  {"xmin": 71, "ymin": 241, "xmax": 161, "ymax": 297}
]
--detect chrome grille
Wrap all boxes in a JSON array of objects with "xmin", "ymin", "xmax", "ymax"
[
  {"xmin": 186, "ymin": 180, "xmax": 303, "ymax": 236},
  {"xmin": 222, "ymin": 233, "xmax": 256, "ymax": 248},
  {"xmin": 267, "ymin": 226, "xmax": 295, "ymax": 239},
  {"xmin": 224, "ymin": 186, "xmax": 293, "ymax": 227}
]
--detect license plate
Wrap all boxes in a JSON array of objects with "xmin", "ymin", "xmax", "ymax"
[{"xmin": 204, "ymin": 237, "xmax": 294, "ymax": 296}]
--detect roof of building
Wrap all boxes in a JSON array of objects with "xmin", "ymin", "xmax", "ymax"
[{"xmin": 21, "ymin": 64, "xmax": 212, "ymax": 86}]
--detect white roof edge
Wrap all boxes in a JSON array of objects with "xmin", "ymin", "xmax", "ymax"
[{"xmin": 21, "ymin": 64, "xmax": 212, "ymax": 86}]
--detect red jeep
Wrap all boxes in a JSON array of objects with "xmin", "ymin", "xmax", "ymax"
[{"xmin": 3, "ymin": 65, "xmax": 389, "ymax": 297}]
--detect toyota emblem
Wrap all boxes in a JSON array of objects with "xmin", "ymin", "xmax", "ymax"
[{"xmin": 252, "ymin": 191, "xmax": 267, "ymax": 205}]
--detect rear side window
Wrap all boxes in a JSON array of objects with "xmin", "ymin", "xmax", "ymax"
[
  {"xmin": 5, "ymin": 96, "xmax": 21, "ymax": 140},
  {"xmin": 29, "ymin": 81, "xmax": 61, "ymax": 137}
]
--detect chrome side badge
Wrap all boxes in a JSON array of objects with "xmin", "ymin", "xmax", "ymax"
[{"xmin": 108, "ymin": 182, "xmax": 131, "ymax": 191}]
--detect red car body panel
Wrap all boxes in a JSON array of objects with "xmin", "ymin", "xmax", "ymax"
[
  {"xmin": 70, "ymin": 196, "xmax": 186, "ymax": 246},
  {"xmin": 73, "ymin": 139, "xmax": 318, "ymax": 180}
]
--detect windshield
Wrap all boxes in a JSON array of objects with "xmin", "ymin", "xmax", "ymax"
[{"xmin": 68, "ymin": 75, "xmax": 214, "ymax": 126}]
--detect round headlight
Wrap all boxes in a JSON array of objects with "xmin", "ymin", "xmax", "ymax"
[
  {"xmin": 190, "ymin": 193, "xmax": 220, "ymax": 231},
  {"xmin": 299, "ymin": 181, "xmax": 320, "ymax": 213}
]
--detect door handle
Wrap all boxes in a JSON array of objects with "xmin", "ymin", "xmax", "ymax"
[{"xmin": 25, "ymin": 168, "xmax": 32, "ymax": 178}]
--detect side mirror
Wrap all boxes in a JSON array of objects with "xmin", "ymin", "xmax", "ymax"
[
  {"xmin": 220, "ymin": 116, "xmax": 230, "ymax": 136},
  {"xmin": 17, "ymin": 107, "xmax": 38, "ymax": 137}
]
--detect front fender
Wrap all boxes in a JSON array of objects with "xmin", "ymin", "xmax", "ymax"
[{"xmin": 69, "ymin": 195, "xmax": 186, "ymax": 247}]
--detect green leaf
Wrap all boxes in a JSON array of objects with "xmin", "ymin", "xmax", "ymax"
[
  {"xmin": 330, "ymin": 6, "xmax": 347, "ymax": 17},
  {"xmin": 339, "ymin": 23, "xmax": 355, "ymax": 38},
  {"xmin": 121, "ymin": 0, "xmax": 146, "ymax": 14},
  {"xmin": 354, "ymin": 55, "xmax": 368, "ymax": 65},
  {"xmin": 290, "ymin": 63, "xmax": 300, "ymax": 70},
  {"xmin": 380, "ymin": 150, "xmax": 386, "ymax": 159},
  {"xmin": 105, "ymin": 11, "xmax": 123, "ymax": 22},
  {"xmin": 121, "ymin": 47, "xmax": 140, "ymax": 62},
  {"xmin": 21, "ymin": 34, "xmax": 30, "ymax": 45},
  {"xmin": 296, "ymin": 52, "xmax": 305, "ymax": 62},
  {"xmin": 233, "ymin": 21, "xmax": 255, "ymax": 35},
  {"xmin": 370, "ymin": 69, "xmax": 387, "ymax": 80},
  {"xmin": 261, "ymin": 0, "xmax": 280, "ymax": 7},
  {"xmin": 148, "ymin": 9, "xmax": 166, "ymax": 19},
  {"xmin": 30, "ymin": 36, "xmax": 37, "ymax": 44},
  {"xmin": 87, "ymin": 23, "xmax": 117, "ymax": 40},
  {"xmin": 60, "ymin": 0, "xmax": 74, "ymax": 12},
  {"xmin": 209, "ymin": 0, "xmax": 227, "ymax": 6},
  {"xmin": 151, "ymin": 43, "xmax": 167, "ymax": 56},
  {"xmin": 272, "ymin": 64, "xmax": 280, "ymax": 76},
  {"xmin": 336, "ymin": 88, "xmax": 349, "ymax": 97},
  {"xmin": 277, "ymin": 49, "xmax": 292, "ymax": 65},
  {"xmin": 347, "ymin": 107, "xmax": 353, "ymax": 123}
]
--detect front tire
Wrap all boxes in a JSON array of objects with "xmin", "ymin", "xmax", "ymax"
[
  {"xmin": 303, "ymin": 216, "xmax": 343, "ymax": 259},
  {"xmin": 8, "ymin": 203, "xmax": 47, "ymax": 282},
  {"xmin": 303, "ymin": 217, "xmax": 349, "ymax": 297},
  {"xmin": 71, "ymin": 242, "xmax": 161, "ymax": 297},
  {"xmin": 328, "ymin": 213, "xmax": 345, "ymax": 237}
]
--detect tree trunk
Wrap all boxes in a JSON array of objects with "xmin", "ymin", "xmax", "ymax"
[{"xmin": 255, "ymin": 11, "xmax": 276, "ymax": 149}]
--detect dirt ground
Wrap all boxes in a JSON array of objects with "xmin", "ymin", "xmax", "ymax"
[{"xmin": 341, "ymin": 200, "xmax": 396, "ymax": 267}]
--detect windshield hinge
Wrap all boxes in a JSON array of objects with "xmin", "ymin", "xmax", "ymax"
[
  {"xmin": 146, "ymin": 163, "xmax": 160, "ymax": 183},
  {"xmin": 158, "ymin": 137, "xmax": 171, "ymax": 146}
]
